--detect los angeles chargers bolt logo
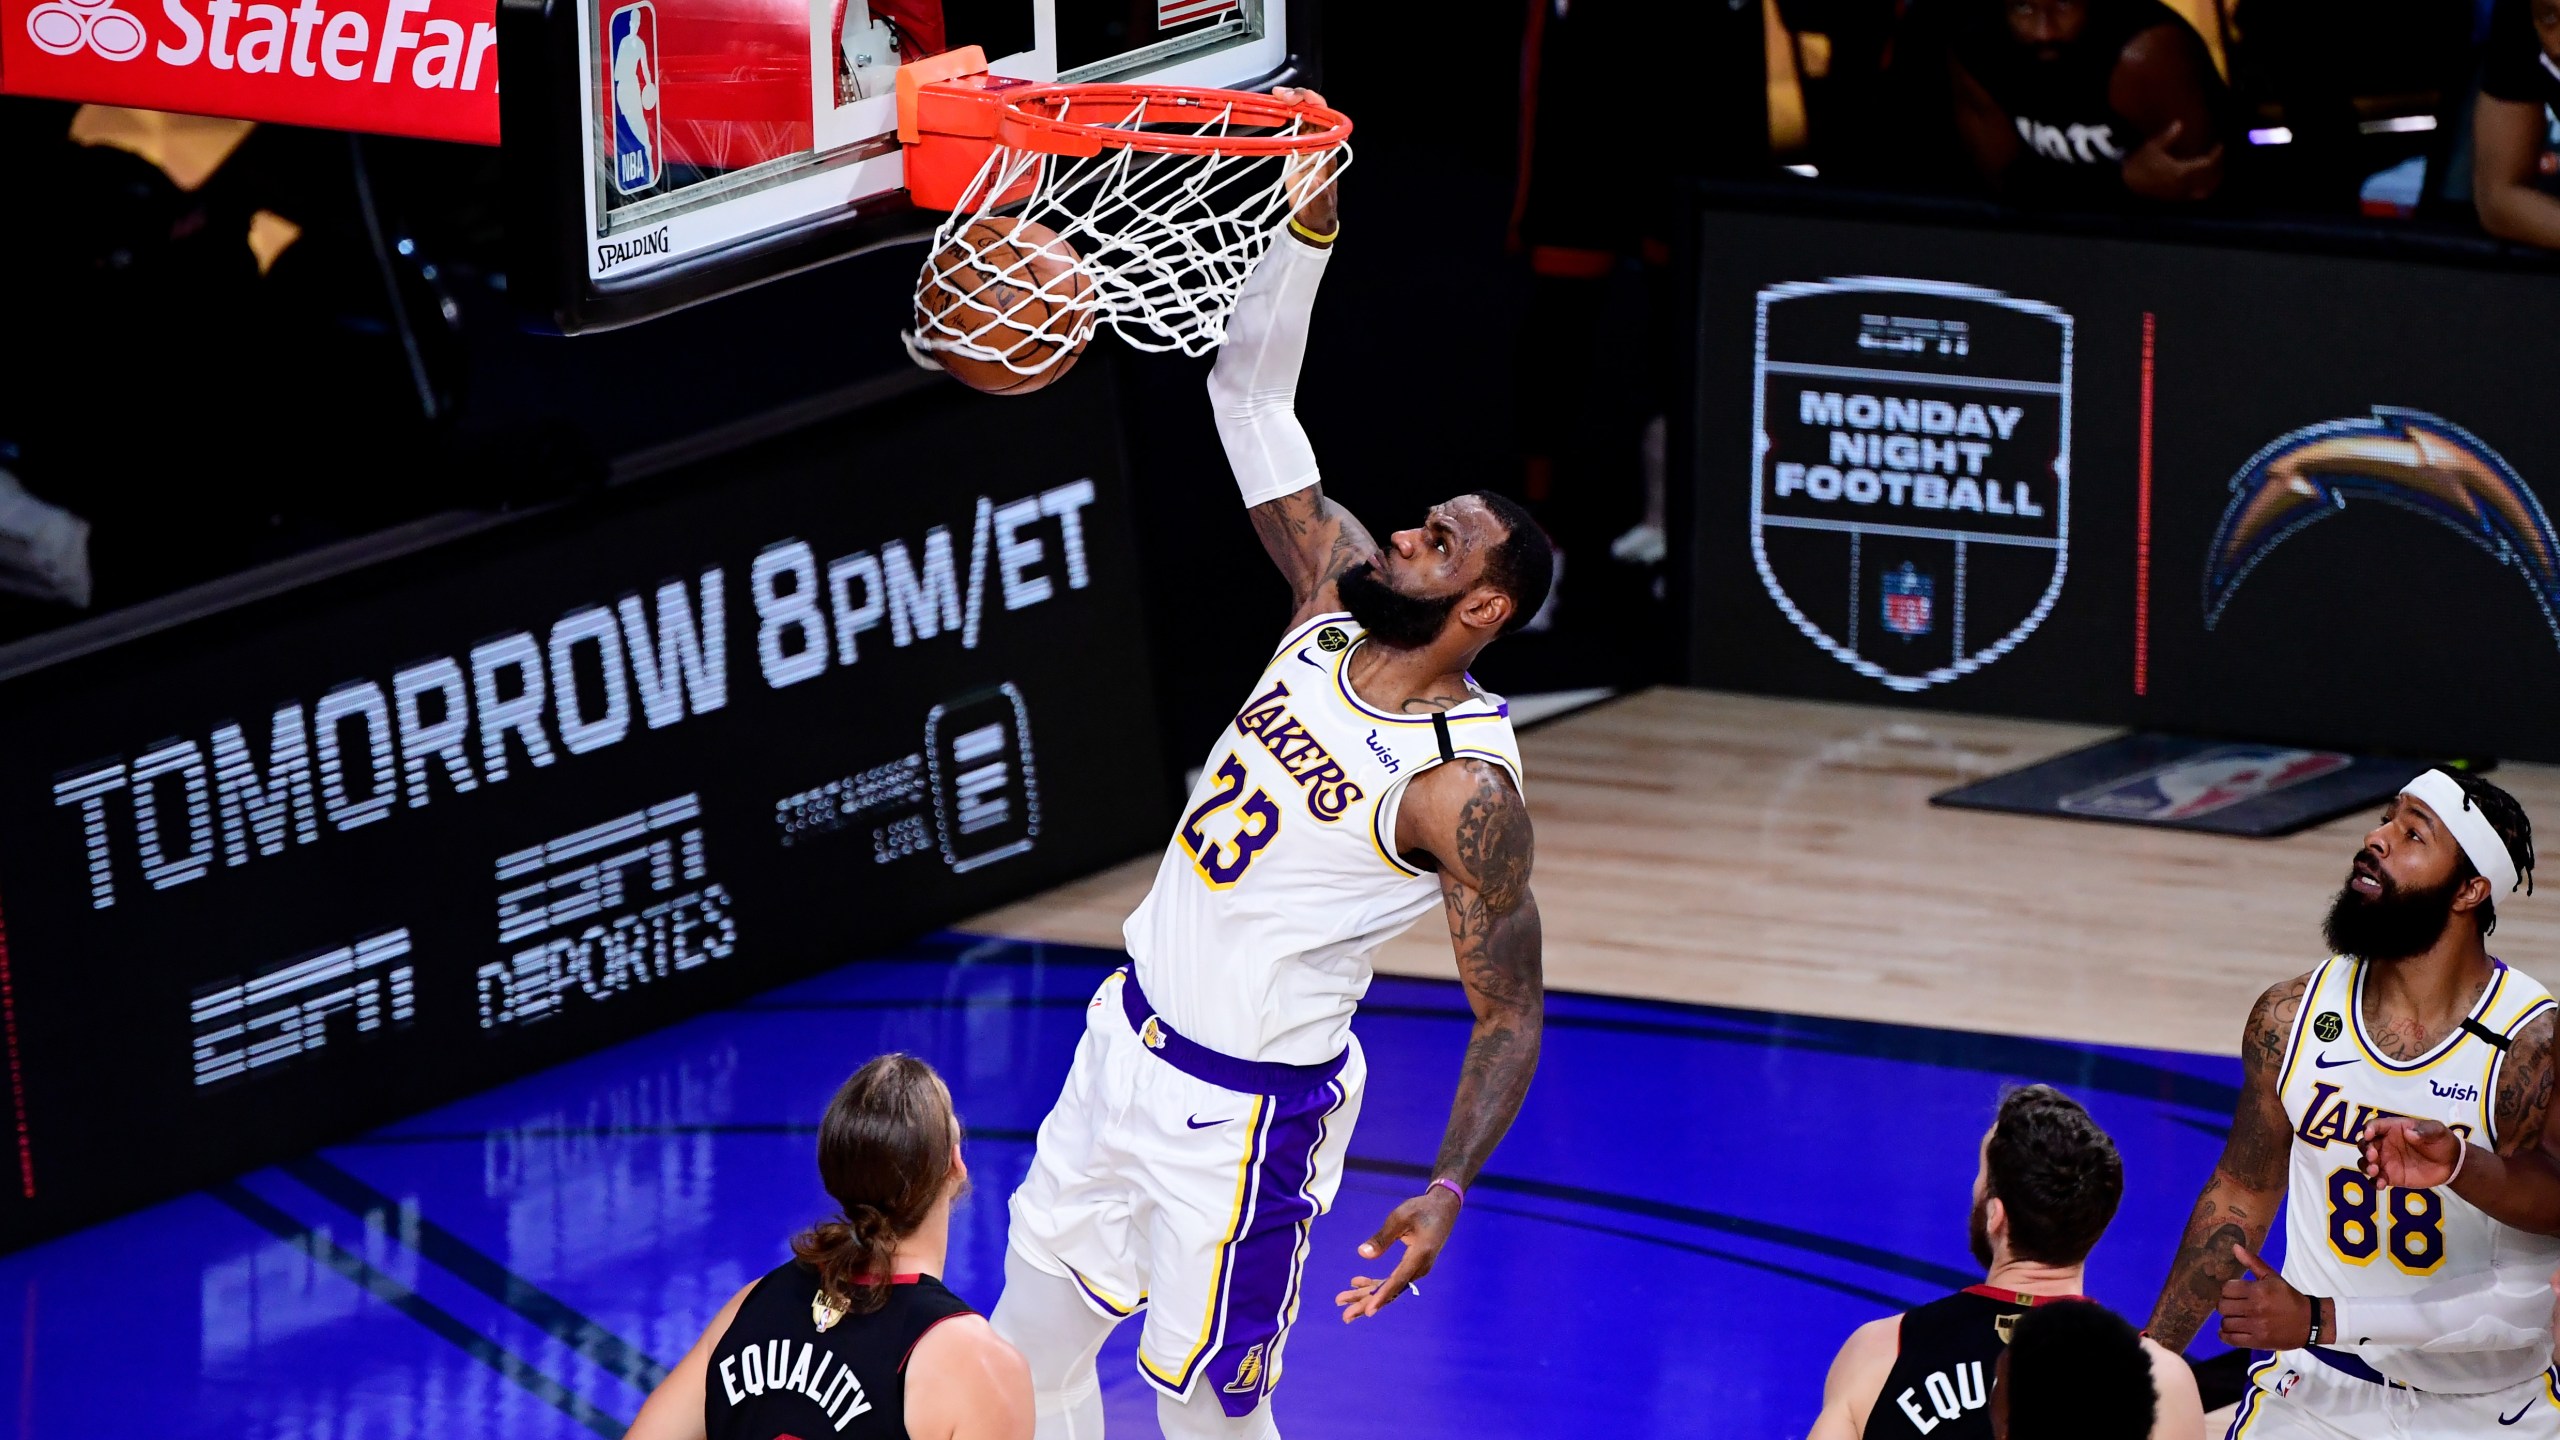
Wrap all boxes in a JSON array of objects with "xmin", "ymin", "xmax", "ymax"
[{"xmin": 2204, "ymin": 408, "xmax": 2560, "ymax": 649}]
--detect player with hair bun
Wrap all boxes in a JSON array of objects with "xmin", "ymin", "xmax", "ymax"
[{"xmin": 625, "ymin": 1053, "xmax": 1032, "ymax": 1440}]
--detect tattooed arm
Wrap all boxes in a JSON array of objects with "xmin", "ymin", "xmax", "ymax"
[
  {"xmin": 2362, "ymin": 1010, "xmax": 2560, "ymax": 1232},
  {"xmin": 1335, "ymin": 758, "xmax": 1542, "ymax": 1323},
  {"xmin": 2146, "ymin": 973, "xmax": 2305, "ymax": 1352},
  {"xmin": 1246, "ymin": 488, "xmax": 1381, "ymax": 626}
]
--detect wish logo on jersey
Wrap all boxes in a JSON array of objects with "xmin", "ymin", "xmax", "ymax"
[
  {"xmin": 1753, "ymin": 278, "xmax": 2072, "ymax": 693},
  {"xmin": 605, "ymin": 0, "xmax": 662, "ymax": 196}
]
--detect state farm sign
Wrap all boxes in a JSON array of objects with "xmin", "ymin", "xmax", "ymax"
[{"xmin": 2, "ymin": 0, "xmax": 498, "ymax": 143}]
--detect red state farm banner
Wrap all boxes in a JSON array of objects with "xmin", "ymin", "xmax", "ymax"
[{"xmin": 2, "ymin": 0, "xmax": 499, "ymax": 144}]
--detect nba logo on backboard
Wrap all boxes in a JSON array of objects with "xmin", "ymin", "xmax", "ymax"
[
  {"xmin": 1880, "ymin": 564, "xmax": 1933, "ymax": 637},
  {"xmin": 1752, "ymin": 278, "xmax": 2072, "ymax": 693},
  {"xmin": 606, "ymin": 0, "xmax": 662, "ymax": 196}
]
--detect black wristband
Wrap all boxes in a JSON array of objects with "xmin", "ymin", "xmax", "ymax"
[{"xmin": 2306, "ymin": 1295, "xmax": 2327, "ymax": 1346}]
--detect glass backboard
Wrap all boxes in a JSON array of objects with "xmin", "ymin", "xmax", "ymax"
[{"xmin": 501, "ymin": 0, "xmax": 1305, "ymax": 332}]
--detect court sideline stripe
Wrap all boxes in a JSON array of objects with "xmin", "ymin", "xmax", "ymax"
[
  {"xmin": 282, "ymin": 1155, "xmax": 672, "ymax": 1394},
  {"xmin": 211, "ymin": 1181, "xmax": 627, "ymax": 1439},
  {"xmin": 737, "ymin": 988, "xmax": 2242, "ymax": 1115},
  {"xmin": 343, "ymin": 1123, "xmax": 1977, "ymax": 1291},
  {"xmin": 1445, "ymin": 1192, "xmax": 1926, "ymax": 1310}
]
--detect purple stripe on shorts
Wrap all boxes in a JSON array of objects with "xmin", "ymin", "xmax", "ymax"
[{"xmin": 1202, "ymin": 1079, "xmax": 1344, "ymax": 1416}]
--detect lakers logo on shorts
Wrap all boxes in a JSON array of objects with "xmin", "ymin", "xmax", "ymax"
[
  {"xmin": 1141, "ymin": 1017, "xmax": 1168, "ymax": 1050},
  {"xmin": 1223, "ymin": 1343, "xmax": 1267, "ymax": 1395}
]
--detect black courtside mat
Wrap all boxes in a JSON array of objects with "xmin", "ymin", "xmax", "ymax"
[{"xmin": 1929, "ymin": 732, "xmax": 2472, "ymax": 839}]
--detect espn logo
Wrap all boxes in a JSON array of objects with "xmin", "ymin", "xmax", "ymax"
[
  {"xmin": 191, "ymin": 928, "xmax": 416, "ymax": 1086},
  {"xmin": 476, "ymin": 792, "xmax": 736, "ymax": 1029}
]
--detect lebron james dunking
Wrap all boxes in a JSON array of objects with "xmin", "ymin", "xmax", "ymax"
[{"xmin": 986, "ymin": 99, "xmax": 1557, "ymax": 1440}]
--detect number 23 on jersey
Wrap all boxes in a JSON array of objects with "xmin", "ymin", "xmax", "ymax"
[{"xmin": 1180, "ymin": 753, "xmax": 1280, "ymax": 888}]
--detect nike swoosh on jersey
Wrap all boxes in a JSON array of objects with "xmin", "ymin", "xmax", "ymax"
[
  {"xmin": 1186, "ymin": 1115, "xmax": 1229, "ymax": 1129},
  {"xmin": 2312, "ymin": 1053, "xmax": 2358, "ymax": 1068},
  {"xmin": 1296, "ymin": 648, "xmax": 1324, "ymax": 670},
  {"xmin": 2500, "ymin": 1400, "xmax": 2532, "ymax": 1424}
]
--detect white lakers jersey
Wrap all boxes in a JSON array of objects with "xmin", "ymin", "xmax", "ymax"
[
  {"xmin": 1122, "ymin": 613, "xmax": 1525, "ymax": 1066},
  {"xmin": 2276, "ymin": 954, "xmax": 2560, "ymax": 1392}
]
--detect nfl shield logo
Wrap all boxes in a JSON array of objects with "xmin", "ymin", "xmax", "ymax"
[
  {"xmin": 1880, "ymin": 564, "xmax": 1933, "ymax": 637},
  {"xmin": 1752, "ymin": 278, "xmax": 2073, "ymax": 692}
]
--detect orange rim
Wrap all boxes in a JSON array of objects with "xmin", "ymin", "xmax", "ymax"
[{"xmin": 996, "ymin": 84, "xmax": 1352, "ymax": 158}]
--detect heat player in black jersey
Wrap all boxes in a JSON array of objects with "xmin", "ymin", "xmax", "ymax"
[
  {"xmin": 1805, "ymin": 1086, "xmax": 2203, "ymax": 1439},
  {"xmin": 626, "ymin": 1054, "xmax": 1032, "ymax": 1440},
  {"xmin": 1945, "ymin": 0, "xmax": 2229, "ymax": 209}
]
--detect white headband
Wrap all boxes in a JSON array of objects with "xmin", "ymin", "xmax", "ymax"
[{"xmin": 2402, "ymin": 769, "xmax": 2521, "ymax": 899}]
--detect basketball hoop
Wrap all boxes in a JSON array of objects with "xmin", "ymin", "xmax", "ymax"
[{"xmin": 899, "ymin": 49, "xmax": 1352, "ymax": 383}]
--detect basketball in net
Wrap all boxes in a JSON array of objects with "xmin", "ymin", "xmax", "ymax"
[
  {"xmin": 913, "ymin": 216, "xmax": 1096, "ymax": 395},
  {"xmin": 902, "ymin": 69, "xmax": 1351, "ymax": 389}
]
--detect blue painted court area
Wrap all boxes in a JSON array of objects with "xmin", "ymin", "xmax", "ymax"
[{"xmin": 0, "ymin": 934, "xmax": 2247, "ymax": 1439}]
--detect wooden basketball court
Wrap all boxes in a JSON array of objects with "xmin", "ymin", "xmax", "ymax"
[{"xmin": 967, "ymin": 686, "xmax": 2560, "ymax": 1058}]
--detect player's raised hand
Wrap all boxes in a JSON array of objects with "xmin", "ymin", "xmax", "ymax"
[
  {"xmin": 2361, "ymin": 1115, "xmax": 2463, "ymax": 1189},
  {"xmin": 1270, "ymin": 87, "xmax": 1342, "ymax": 241},
  {"xmin": 1335, "ymin": 1187, "xmax": 1458, "ymax": 1322},
  {"xmin": 2218, "ymin": 1243, "xmax": 2315, "ymax": 1350}
]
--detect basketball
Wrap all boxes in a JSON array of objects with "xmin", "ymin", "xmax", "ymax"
[{"xmin": 914, "ymin": 217, "xmax": 1095, "ymax": 396}]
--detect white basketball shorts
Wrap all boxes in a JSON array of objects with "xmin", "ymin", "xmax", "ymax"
[
  {"xmin": 1005, "ymin": 967, "xmax": 1364, "ymax": 1416},
  {"xmin": 2226, "ymin": 1350, "xmax": 2560, "ymax": 1438}
]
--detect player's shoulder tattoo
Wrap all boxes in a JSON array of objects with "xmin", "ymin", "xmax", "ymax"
[
  {"xmin": 1446, "ymin": 759, "xmax": 1530, "ymax": 915},
  {"xmin": 2242, "ymin": 971, "xmax": 2313, "ymax": 1083},
  {"xmin": 2493, "ymin": 1006, "xmax": 2558, "ymax": 1155}
]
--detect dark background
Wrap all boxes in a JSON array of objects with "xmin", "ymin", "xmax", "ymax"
[
  {"xmin": 0, "ymin": 373, "xmax": 1166, "ymax": 1250},
  {"xmin": 1689, "ymin": 195, "xmax": 2560, "ymax": 763}
]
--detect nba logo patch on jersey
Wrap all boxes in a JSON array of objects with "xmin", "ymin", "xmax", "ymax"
[
  {"xmin": 2057, "ymin": 744, "xmax": 2353, "ymax": 823},
  {"xmin": 605, "ymin": 1, "xmax": 662, "ymax": 197},
  {"xmin": 2276, "ymin": 1369, "xmax": 2302, "ymax": 1397},
  {"xmin": 1752, "ymin": 278, "xmax": 2072, "ymax": 693},
  {"xmin": 1880, "ymin": 564, "xmax": 1933, "ymax": 637}
]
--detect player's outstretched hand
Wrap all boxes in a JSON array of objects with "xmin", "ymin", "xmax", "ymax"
[
  {"xmin": 2218, "ymin": 1243, "xmax": 2313, "ymax": 1351},
  {"xmin": 1334, "ymin": 1188, "xmax": 1459, "ymax": 1323},
  {"xmin": 2360, "ymin": 1115, "xmax": 2463, "ymax": 1189},
  {"xmin": 1270, "ymin": 87, "xmax": 1341, "ymax": 241}
]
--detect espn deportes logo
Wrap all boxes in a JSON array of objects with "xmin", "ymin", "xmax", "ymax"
[{"xmin": 7, "ymin": 0, "xmax": 498, "ymax": 143}]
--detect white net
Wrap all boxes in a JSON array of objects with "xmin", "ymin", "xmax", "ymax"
[{"xmin": 909, "ymin": 90, "xmax": 1351, "ymax": 380}]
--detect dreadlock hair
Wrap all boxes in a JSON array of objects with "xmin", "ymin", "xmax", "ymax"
[
  {"xmin": 2447, "ymin": 771, "xmax": 2535, "ymax": 937},
  {"xmin": 1466, "ymin": 491, "xmax": 1555, "ymax": 635}
]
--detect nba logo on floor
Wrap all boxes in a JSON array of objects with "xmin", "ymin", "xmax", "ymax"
[
  {"xmin": 2057, "ymin": 745, "xmax": 2354, "ymax": 823},
  {"xmin": 1751, "ymin": 277, "xmax": 2073, "ymax": 693},
  {"xmin": 606, "ymin": 0, "xmax": 661, "ymax": 196},
  {"xmin": 1880, "ymin": 564, "xmax": 1933, "ymax": 637}
]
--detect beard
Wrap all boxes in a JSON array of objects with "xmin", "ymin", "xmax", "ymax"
[
  {"xmin": 1968, "ymin": 1188, "xmax": 1995, "ymax": 1271},
  {"xmin": 1338, "ymin": 558, "xmax": 1460, "ymax": 651},
  {"xmin": 2323, "ymin": 859, "xmax": 2462, "ymax": 962}
]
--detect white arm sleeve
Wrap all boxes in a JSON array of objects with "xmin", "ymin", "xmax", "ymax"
[
  {"xmin": 1207, "ymin": 234, "xmax": 1332, "ymax": 508},
  {"xmin": 2329, "ymin": 1251, "xmax": 2557, "ymax": 1351}
]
